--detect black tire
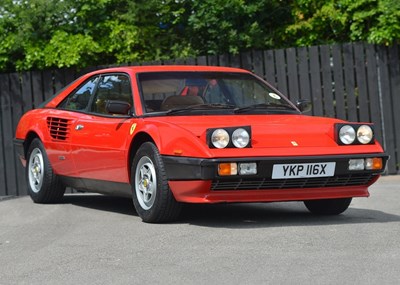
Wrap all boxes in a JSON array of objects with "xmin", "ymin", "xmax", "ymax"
[
  {"xmin": 304, "ymin": 198, "xmax": 352, "ymax": 215},
  {"xmin": 131, "ymin": 142, "xmax": 182, "ymax": 223},
  {"xmin": 26, "ymin": 138, "xmax": 65, "ymax": 203}
]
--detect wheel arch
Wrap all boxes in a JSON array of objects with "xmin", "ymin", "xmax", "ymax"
[
  {"xmin": 128, "ymin": 132, "xmax": 156, "ymax": 182},
  {"xmin": 23, "ymin": 131, "xmax": 41, "ymax": 158}
]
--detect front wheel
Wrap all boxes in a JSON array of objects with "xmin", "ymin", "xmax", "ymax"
[
  {"xmin": 304, "ymin": 198, "xmax": 352, "ymax": 215},
  {"xmin": 131, "ymin": 142, "xmax": 182, "ymax": 223},
  {"xmin": 26, "ymin": 138, "xmax": 65, "ymax": 203}
]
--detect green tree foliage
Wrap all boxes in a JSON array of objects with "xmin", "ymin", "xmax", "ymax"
[
  {"xmin": 0, "ymin": 0, "xmax": 399, "ymax": 72},
  {"xmin": 185, "ymin": 0, "xmax": 292, "ymax": 55},
  {"xmin": 0, "ymin": 0, "xmax": 109, "ymax": 71},
  {"xmin": 0, "ymin": 0, "xmax": 190, "ymax": 71},
  {"xmin": 285, "ymin": 0, "xmax": 400, "ymax": 46}
]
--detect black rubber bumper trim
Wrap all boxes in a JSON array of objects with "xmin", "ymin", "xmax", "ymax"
[
  {"xmin": 162, "ymin": 153, "xmax": 389, "ymax": 180},
  {"xmin": 13, "ymin": 138, "xmax": 25, "ymax": 160}
]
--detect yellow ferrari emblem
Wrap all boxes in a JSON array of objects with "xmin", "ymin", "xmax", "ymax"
[{"xmin": 130, "ymin": 123, "xmax": 137, "ymax": 135}]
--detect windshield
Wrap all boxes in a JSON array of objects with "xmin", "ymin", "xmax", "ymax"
[{"xmin": 138, "ymin": 72, "xmax": 298, "ymax": 115}]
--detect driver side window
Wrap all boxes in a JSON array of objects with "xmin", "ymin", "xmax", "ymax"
[
  {"xmin": 60, "ymin": 76, "xmax": 99, "ymax": 111},
  {"xmin": 90, "ymin": 74, "xmax": 133, "ymax": 115}
]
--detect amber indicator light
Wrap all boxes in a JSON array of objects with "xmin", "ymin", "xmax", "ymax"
[{"xmin": 218, "ymin": 163, "xmax": 237, "ymax": 176}]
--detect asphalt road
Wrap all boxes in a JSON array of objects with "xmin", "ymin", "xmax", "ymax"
[{"xmin": 1, "ymin": 176, "xmax": 399, "ymax": 285}]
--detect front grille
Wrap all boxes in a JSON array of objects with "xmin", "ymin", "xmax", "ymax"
[
  {"xmin": 211, "ymin": 174, "xmax": 375, "ymax": 191},
  {"xmin": 47, "ymin": 117, "xmax": 71, "ymax": 141}
]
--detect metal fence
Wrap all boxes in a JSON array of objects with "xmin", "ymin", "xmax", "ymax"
[{"xmin": 1, "ymin": 42, "xmax": 399, "ymax": 196}]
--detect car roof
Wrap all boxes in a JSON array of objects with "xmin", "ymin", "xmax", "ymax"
[{"xmin": 85, "ymin": 65, "xmax": 252, "ymax": 76}]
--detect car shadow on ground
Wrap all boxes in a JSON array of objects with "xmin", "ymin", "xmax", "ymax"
[
  {"xmin": 62, "ymin": 194, "xmax": 400, "ymax": 228},
  {"xmin": 62, "ymin": 194, "xmax": 136, "ymax": 216},
  {"xmin": 181, "ymin": 203, "xmax": 400, "ymax": 228}
]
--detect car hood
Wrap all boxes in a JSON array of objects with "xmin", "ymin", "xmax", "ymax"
[{"xmin": 148, "ymin": 114, "xmax": 343, "ymax": 148}]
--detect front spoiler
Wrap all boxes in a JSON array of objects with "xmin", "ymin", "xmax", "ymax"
[{"xmin": 167, "ymin": 180, "xmax": 377, "ymax": 203}]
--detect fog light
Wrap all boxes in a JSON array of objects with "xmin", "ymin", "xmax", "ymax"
[
  {"xmin": 239, "ymin": 163, "xmax": 257, "ymax": 175},
  {"xmin": 218, "ymin": 163, "xmax": 238, "ymax": 176},
  {"xmin": 349, "ymin": 159, "xmax": 365, "ymax": 170},
  {"xmin": 365, "ymin": 158, "xmax": 383, "ymax": 170}
]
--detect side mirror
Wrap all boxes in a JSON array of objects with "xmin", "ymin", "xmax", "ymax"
[
  {"xmin": 296, "ymin": 99, "xmax": 312, "ymax": 113},
  {"xmin": 105, "ymin": 100, "xmax": 132, "ymax": 115}
]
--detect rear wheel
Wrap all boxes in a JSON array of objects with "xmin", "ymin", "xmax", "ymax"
[
  {"xmin": 26, "ymin": 138, "xmax": 65, "ymax": 203},
  {"xmin": 131, "ymin": 142, "xmax": 182, "ymax": 223},
  {"xmin": 304, "ymin": 198, "xmax": 352, "ymax": 215}
]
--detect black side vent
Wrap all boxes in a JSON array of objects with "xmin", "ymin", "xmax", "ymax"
[{"xmin": 47, "ymin": 117, "xmax": 71, "ymax": 141}]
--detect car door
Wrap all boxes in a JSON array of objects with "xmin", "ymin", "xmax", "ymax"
[
  {"xmin": 69, "ymin": 73, "xmax": 136, "ymax": 184},
  {"xmin": 43, "ymin": 110, "xmax": 80, "ymax": 177},
  {"xmin": 47, "ymin": 75, "xmax": 101, "ymax": 177}
]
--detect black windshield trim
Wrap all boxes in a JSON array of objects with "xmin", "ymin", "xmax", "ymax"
[{"xmin": 234, "ymin": 103, "xmax": 298, "ymax": 114}]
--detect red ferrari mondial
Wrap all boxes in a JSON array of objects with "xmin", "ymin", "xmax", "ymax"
[{"xmin": 14, "ymin": 66, "xmax": 388, "ymax": 222}]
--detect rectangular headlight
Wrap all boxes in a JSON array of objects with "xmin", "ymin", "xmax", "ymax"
[
  {"xmin": 239, "ymin": 163, "xmax": 257, "ymax": 175},
  {"xmin": 349, "ymin": 159, "xmax": 365, "ymax": 170}
]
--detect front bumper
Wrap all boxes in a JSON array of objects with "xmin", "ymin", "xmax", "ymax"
[{"xmin": 163, "ymin": 153, "xmax": 388, "ymax": 203}]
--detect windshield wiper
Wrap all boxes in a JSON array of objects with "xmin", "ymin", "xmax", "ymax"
[
  {"xmin": 233, "ymin": 103, "xmax": 296, "ymax": 114},
  {"xmin": 165, "ymin": 103, "xmax": 236, "ymax": 114}
]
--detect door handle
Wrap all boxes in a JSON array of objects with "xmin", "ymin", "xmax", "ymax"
[{"xmin": 75, "ymin": 124, "xmax": 84, "ymax": 131}]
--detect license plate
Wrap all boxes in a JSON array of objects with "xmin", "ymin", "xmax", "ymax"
[{"xmin": 272, "ymin": 162, "xmax": 336, "ymax": 179}]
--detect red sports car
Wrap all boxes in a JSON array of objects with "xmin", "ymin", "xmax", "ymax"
[{"xmin": 14, "ymin": 66, "xmax": 388, "ymax": 223}]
